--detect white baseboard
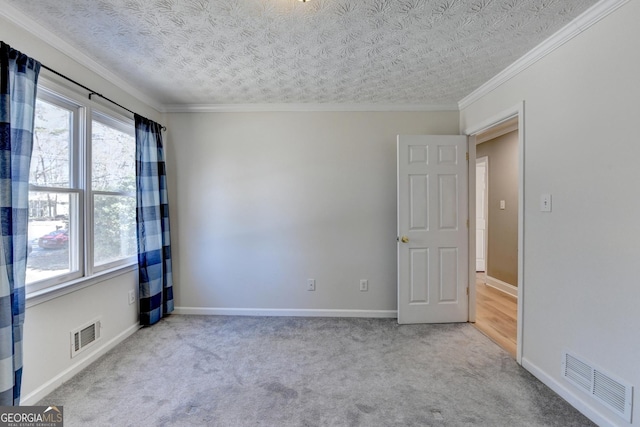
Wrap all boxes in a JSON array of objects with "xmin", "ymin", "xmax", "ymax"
[
  {"xmin": 521, "ymin": 357, "xmax": 618, "ymax": 427},
  {"xmin": 174, "ymin": 307, "xmax": 398, "ymax": 318},
  {"xmin": 21, "ymin": 323, "xmax": 142, "ymax": 406},
  {"xmin": 485, "ymin": 275, "xmax": 518, "ymax": 297}
]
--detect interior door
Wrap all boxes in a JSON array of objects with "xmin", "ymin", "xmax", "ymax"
[
  {"xmin": 397, "ymin": 135, "xmax": 468, "ymax": 324},
  {"xmin": 475, "ymin": 157, "xmax": 488, "ymax": 272}
]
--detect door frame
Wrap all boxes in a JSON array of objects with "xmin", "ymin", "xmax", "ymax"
[
  {"xmin": 465, "ymin": 101, "xmax": 525, "ymax": 364},
  {"xmin": 475, "ymin": 156, "xmax": 489, "ymax": 273}
]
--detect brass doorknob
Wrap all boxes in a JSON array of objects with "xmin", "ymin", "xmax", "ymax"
[{"xmin": 401, "ymin": 236, "xmax": 409, "ymax": 243}]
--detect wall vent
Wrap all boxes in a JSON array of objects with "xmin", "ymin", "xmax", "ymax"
[
  {"xmin": 562, "ymin": 351, "xmax": 633, "ymax": 423},
  {"xmin": 71, "ymin": 319, "xmax": 101, "ymax": 358}
]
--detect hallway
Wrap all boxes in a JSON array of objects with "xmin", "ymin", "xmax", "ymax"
[{"xmin": 473, "ymin": 274, "xmax": 517, "ymax": 358}]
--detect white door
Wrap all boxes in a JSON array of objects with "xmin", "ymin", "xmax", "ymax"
[
  {"xmin": 397, "ymin": 135, "xmax": 468, "ymax": 324},
  {"xmin": 475, "ymin": 157, "xmax": 488, "ymax": 272}
]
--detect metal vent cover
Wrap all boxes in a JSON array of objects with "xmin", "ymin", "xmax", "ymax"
[
  {"xmin": 71, "ymin": 319, "xmax": 101, "ymax": 358},
  {"xmin": 562, "ymin": 351, "xmax": 633, "ymax": 423},
  {"xmin": 564, "ymin": 353, "xmax": 591, "ymax": 392}
]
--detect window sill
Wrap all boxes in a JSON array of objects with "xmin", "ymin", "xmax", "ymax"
[{"xmin": 25, "ymin": 263, "xmax": 138, "ymax": 309}]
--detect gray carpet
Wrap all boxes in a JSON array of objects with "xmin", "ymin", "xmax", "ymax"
[{"xmin": 38, "ymin": 316, "xmax": 594, "ymax": 426}]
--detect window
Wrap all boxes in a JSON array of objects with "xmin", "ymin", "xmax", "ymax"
[
  {"xmin": 26, "ymin": 85, "xmax": 136, "ymax": 294},
  {"xmin": 91, "ymin": 114, "xmax": 136, "ymax": 269}
]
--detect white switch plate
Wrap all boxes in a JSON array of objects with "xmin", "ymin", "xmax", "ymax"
[
  {"xmin": 128, "ymin": 290, "xmax": 135, "ymax": 305},
  {"xmin": 307, "ymin": 279, "xmax": 316, "ymax": 291},
  {"xmin": 500, "ymin": 200, "xmax": 506, "ymax": 210},
  {"xmin": 541, "ymin": 194, "xmax": 552, "ymax": 212},
  {"xmin": 359, "ymin": 279, "xmax": 368, "ymax": 292}
]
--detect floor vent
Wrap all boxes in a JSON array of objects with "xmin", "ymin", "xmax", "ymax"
[
  {"xmin": 71, "ymin": 319, "xmax": 101, "ymax": 358},
  {"xmin": 562, "ymin": 351, "xmax": 633, "ymax": 422}
]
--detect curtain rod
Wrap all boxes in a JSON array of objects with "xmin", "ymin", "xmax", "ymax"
[{"xmin": 40, "ymin": 63, "xmax": 166, "ymax": 131}]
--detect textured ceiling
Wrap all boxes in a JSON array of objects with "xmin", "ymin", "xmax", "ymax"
[{"xmin": 5, "ymin": 0, "xmax": 597, "ymax": 107}]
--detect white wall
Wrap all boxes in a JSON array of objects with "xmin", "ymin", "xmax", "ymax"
[
  {"xmin": 0, "ymin": 15, "xmax": 163, "ymax": 404},
  {"xmin": 166, "ymin": 111, "xmax": 459, "ymax": 315},
  {"xmin": 22, "ymin": 271, "xmax": 139, "ymax": 403},
  {"xmin": 460, "ymin": 2, "xmax": 640, "ymax": 425}
]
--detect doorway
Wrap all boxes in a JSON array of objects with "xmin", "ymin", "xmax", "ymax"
[
  {"xmin": 466, "ymin": 105, "xmax": 524, "ymax": 363},
  {"xmin": 474, "ymin": 118, "xmax": 519, "ymax": 357}
]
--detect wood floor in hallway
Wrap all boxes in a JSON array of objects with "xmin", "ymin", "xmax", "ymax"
[{"xmin": 473, "ymin": 274, "xmax": 517, "ymax": 358}]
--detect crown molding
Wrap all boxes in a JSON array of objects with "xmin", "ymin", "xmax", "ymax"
[
  {"xmin": 0, "ymin": 0, "xmax": 165, "ymax": 113},
  {"xmin": 458, "ymin": 0, "xmax": 630, "ymax": 111},
  {"xmin": 163, "ymin": 103, "xmax": 459, "ymax": 113}
]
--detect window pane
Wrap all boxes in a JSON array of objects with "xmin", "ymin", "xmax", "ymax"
[
  {"xmin": 92, "ymin": 120, "xmax": 135, "ymax": 192},
  {"xmin": 27, "ymin": 192, "xmax": 79, "ymax": 284},
  {"xmin": 94, "ymin": 195, "xmax": 136, "ymax": 266},
  {"xmin": 31, "ymin": 99, "xmax": 71, "ymax": 188}
]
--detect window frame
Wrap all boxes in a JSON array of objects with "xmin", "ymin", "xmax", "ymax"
[
  {"xmin": 89, "ymin": 111, "xmax": 138, "ymax": 273},
  {"xmin": 26, "ymin": 78, "xmax": 138, "ymax": 298}
]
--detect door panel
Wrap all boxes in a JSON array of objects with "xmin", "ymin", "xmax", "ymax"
[
  {"xmin": 439, "ymin": 174, "xmax": 458, "ymax": 229},
  {"xmin": 409, "ymin": 248, "xmax": 429, "ymax": 303},
  {"xmin": 439, "ymin": 247, "xmax": 459, "ymax": 302},
  {"xmin": 398, "ymin": 135, "xmax": 468, "ymax": 324},
  {"xmin": 409, "ymin": 175, "xmax": 429, "ymax": 230}
]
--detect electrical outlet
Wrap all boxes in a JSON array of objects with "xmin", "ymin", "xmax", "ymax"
[
  {"xmin": 128, "ymin": 290, "xmax": 135, "ymax": 305},
  {"xmin": 307, "ymin": 279, "xmax": 316, "ymax": 291},
  {"xmin": 360, "ymin": 279, "xmax": 368, "ymax": 292}
]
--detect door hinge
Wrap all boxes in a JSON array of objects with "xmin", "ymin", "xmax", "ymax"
[
  {"xmin": 466, "ymin": 152, "xmax": 469, "ymax": 161},
  {"xmin": 466, "ymin": 219, "xmax": 469, "ymax": 228},
  {"xmin": 466, "ymin": 287, "xmax": 469, "ymax": 295}
]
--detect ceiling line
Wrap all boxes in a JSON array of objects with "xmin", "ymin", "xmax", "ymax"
[{"xmin": 163, "ymin": 103, "xmax": 460, "ymax": 113}]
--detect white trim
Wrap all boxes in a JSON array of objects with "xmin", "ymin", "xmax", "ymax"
[
  {"xmin": 20, "ymin": 323, "xmax": 141, "ymax": 406},
  {"xmin": 467, "ymin": 136, "xmax": 477, "ymax": 323},
  {"xmin": 522, "ymin": 357, "xmax": 618, "ymax": 427},
  {"xmin": 458, "ymin": 0, "xmax": 630, "ymax": 110},
  {"xmin": 485, "ymin": 276, "xmax": 518, "ymax": 298},
  {"xmin": 0, "ymin": 1, "xmax": 164, "ymax": 113},
  {"xmin": 475, "ymin": 119, "xmax": 518, "ymax": 144},
  {"xmin": 465, "ymin": 101, "xmax": 524, "ymax": 365},
  {"xmin": 464, "ymin": 104, "xmax": 520, "ymax": 136},
  {"xmin": 26, "ymin": 264, "xmax": 137, "ymax": 308},
  {"xmin": 174, "ymin": 307, "xmax": 398, "ymax": 318},
  {"xmin": 163, "ymin": 103, "xmax": 459, "ymax": 113},
  {"xmin": 475, "ymin": 156, "xmax": 489, "ymax": 275}
]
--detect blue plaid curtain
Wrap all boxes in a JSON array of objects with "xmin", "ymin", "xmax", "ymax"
[
  {"xmin": 135, "ymin": 115, "xmax": 173, "ymax": 326},
  {"xmin": 0, "ymin": 42, "xmax": 40, "ymax": 405}
]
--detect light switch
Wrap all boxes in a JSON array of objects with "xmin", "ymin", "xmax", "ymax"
[
  {"xmin": 541, "ymin": 194, "xmax": 552, "ymax": 212},
  {"xmin": 499, "ymin": 200, "xmax": 506, "ymax": 210}
]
